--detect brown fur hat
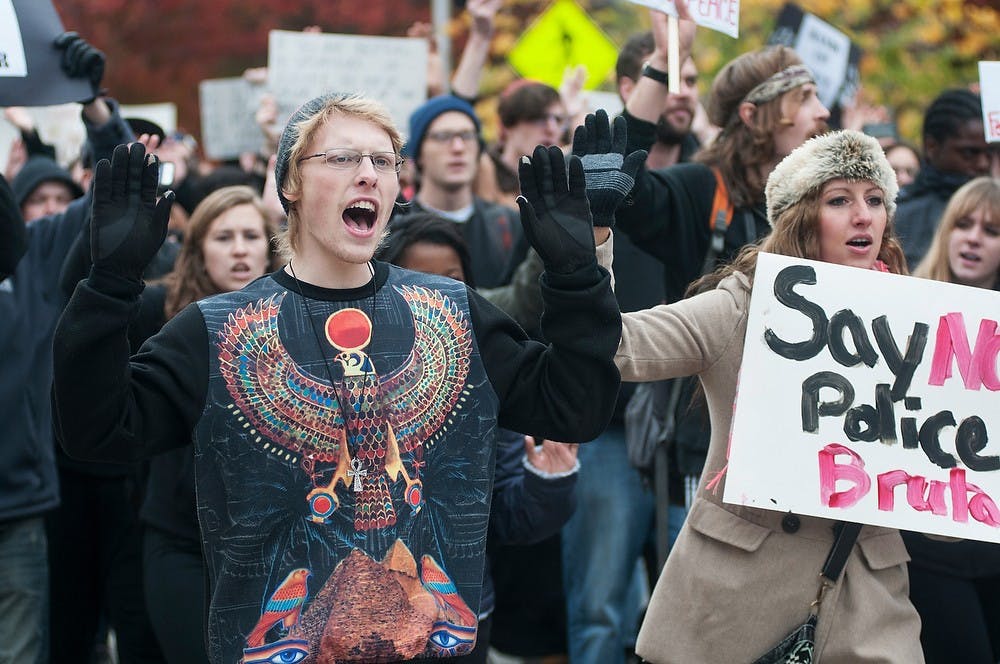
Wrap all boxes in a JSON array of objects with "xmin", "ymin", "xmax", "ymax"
[{"xmin": 765, "ymin": 130, "xmax": 898, "ymax": 227}]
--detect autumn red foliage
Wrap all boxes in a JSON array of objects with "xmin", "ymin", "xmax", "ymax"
[{"xmin": 52, "ymin": 0, "xmax": 430, "ymax": 145}]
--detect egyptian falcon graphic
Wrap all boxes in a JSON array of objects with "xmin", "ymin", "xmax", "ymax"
[{"xmin": 216, "ymin": 285, "xmax": 473, "ymax": 530}]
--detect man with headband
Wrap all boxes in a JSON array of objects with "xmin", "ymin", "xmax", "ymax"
[{"xmin": 601, "ymin": 8, "xmax": 829, "ymax": 302}]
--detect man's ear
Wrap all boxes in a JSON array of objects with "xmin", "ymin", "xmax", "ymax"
[
  {"xmin": 618, "ymin": 76, "xmax": 637, "ymax": 103},
  {"xmin": 738, "ymin": 101, "xmax": 756, "ymax": 128},
  {"xmin": 923, "ymin": 135, "xmax": 939, "ymax": 164}
]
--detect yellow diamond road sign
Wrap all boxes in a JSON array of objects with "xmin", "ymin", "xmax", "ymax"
[{"xmin": 508, "ymin": 0, "xmax": 619, "ymax": 90}]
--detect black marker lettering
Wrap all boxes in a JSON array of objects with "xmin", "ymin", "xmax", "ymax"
[
  {"xmin": 920, "ymin": 411, "xmax": 958, "ymax": 469},
  {"xmin": 801, "ymin": 371, "xmax": 854, "ymax": 432},
  {"xmin": 766, "ymin": 265, "xmax": 827, "ymax": 361},
  {"xmin": 956, "ymin": 416, "xmax": 1000, "ymax": 472},
  {"xmin": 829, "ymin": 309, "xmax": 878, "ymax": 368}
]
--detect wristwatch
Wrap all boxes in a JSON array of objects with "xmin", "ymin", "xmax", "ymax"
[{"xmin": 641, "ymin": 61, "xmax": 669, "ymax": 86}]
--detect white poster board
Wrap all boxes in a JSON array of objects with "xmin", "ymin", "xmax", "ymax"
[
  {"xmin": 120, "ymin": 102, "xmax": 177, "ymax": 136},
  {"xmin": 626, "ymin": 0, "xmax": 739, "ymax": 38},
  {"xmin": 0, "ymin": 0, "xmax": 28, "ymax": 77},
  {"xmin": 267, "ymin": 31, "xmax": 428, "ymax": 140},
  {"xmin": 199, "ymin": 77, "xmax": 268, "ymax": 160},
  {"xmin": 725, "ymin": 253, "xmax": 1000, "ymax": 543},
  {"xmin": 0, "ymin": 103, "xmax": 84, "ymax": 168},
  {"xmin": 790, "ymin": 14, "xmax": 851, "ymax": 109},
  {"xmin": 768, "ymin": 5, "xmax": 857, "ymax": 110},
  {"xmin": 979, "ymin": 61, "xmax": 1000, "ymax": 143}
]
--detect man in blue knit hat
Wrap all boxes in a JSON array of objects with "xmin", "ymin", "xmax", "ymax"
[{"xmin": 396, "ymin": 95, "xmax": 525, "ymax": 288}]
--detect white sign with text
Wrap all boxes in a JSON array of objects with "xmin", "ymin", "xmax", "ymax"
[
  {"xmin": 267, "ymin": 31, "xmax": 428, "ymax": 140},
  {"xmin": 0, "ymin": 0, "xmax": 27, "ymax": 77},
  {"xmin": 626, "ymin": 0, "xmax": 739, "ymax": 38},
  {"xmin": 979, "ymin": 61, "xmax": 1000, "ymax": 143},
  {"xmin": 199, "ymin": 77, "xmax": 268, "ymax": 160},
  {"xmin": 725, "ymin": 253, "xmax": 1000, "ymax": 543}
]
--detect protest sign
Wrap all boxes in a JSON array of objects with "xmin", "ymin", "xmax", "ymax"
[
  {"xmin": 0, "ymin": 0, "xmax": 92, "ymax": 106},
  {"xmin": 979, "ymin": 61, "xmax": 1000, "ymax": 143},
  {"xmin": 768, "ymin": 4, "xmax": 861, "ymax": 111},
  {"xmin": 120, "ymin": 103, "xmax": 177, "ymax": 136},
  {"xmin": 725, "ymin": 253, "xmax": 1000, "ymax": 543},
  {"xmin": 0, "ymin": 103, "xmax": 84, "ymax": 168},
  {"xmin": 627, "ymin": 0, "xmax": 739, "ymax": 39},
  {"xmin": 267, "ymin": 31, "xmax": 427, "ymax": 140},
  {"xmin": 199, "ymin": 77, "xmax": 266, "ymax": 160}
]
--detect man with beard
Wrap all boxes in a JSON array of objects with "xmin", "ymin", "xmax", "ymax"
[
  {"xmin": 615, "ymin": 7, "xmax": 829, "ymax": 302},
  {"xmin": 616, "ymin": 31, "xmax": 701, "ymax": 170},
  {"xmin": 558, "ymin": 25, "xmax": 705, "ymax": 664}
]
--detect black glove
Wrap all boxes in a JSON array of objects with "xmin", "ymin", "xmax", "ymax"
[
  {"xmin": 89, "ymin": 143, "xmax": 173, "ymax": 293},
  {"xmin": 516, "ymin": 145, "xmax": 595, "ymax": 276},
  {"xmin": 571, "ymin": 109, "xmax": 647, "ymax": 227},
  {"xmin": 53, "ymin": 32, "xmax": 105, "ymax": 102}
]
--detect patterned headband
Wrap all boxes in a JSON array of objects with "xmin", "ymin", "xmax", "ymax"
[{"xmin": 742, "ymin": 64, "xmax": 815, "ymax": 105}]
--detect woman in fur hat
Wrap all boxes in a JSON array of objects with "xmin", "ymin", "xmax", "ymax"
[
  {"xmin": 906, "ymin": 175, "xmax": 1000, "ymax": 663},
  {"xmin": 586, "ymin": 128, "xmax": 924, "ymax": 662}
]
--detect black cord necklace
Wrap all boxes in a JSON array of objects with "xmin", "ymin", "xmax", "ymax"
[{"xmin": 287, "ymin": 259, "xmax": 377, "ymax": 495}]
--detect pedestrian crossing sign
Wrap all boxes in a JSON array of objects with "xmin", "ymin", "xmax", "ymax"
[{"xmin": 508, "ymin": 0, "xmax": 619, "ymax": 90}]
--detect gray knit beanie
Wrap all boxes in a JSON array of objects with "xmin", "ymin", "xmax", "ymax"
[
  {"xmin": 765, "ymin": 130, "xmax": 898, "ymax": 227},
  {"xmin": 274, "ymin": 92, "xmax": 345, "ymax": 213}
]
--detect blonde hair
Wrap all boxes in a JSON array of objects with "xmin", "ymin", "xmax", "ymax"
[
  {"xmin": 161, "ymin": 186, "xmax": 281, "ymax": 319},
  {"xmin": 914, "ymin": 176, "xmax": 1000, "ymax": 285},
  {"xmin": 277, "ymin": 94, "xmax": 403, "ymax": 259}
]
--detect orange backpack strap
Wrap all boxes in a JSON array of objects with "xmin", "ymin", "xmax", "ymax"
[{"xmin": 702, "ymin": 167, "xmax": 734, "ymax": 273}]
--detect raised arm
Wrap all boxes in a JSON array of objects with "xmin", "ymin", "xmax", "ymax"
[
  {"xmin": 53, "ymin": 143, "xmax": 207, "ymax": 463},
  {"xmin": 624, "ymin": 2, "xmax": 696, "ymax": 125},
  {"xmin": 469, "ymin": 145, "xmax": 621, "ymax": 442},
  {"xmin": 450, "ymin": 0, "xmax": 502, "ymax": 100}
]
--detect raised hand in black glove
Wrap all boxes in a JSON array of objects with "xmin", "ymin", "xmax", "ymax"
[
  {"xmin": 89, "ymin": 143, "xmax": 173, "ymax": 295},
  {"xmin": 516, "ymin": 145, "xmax": 595, "ymax": 276},
  {"xmin": 571, "ymin": 109, "xmax": 647, "ymax": 227},
  {"xmin": 53, "ymin": 32, "xmax": 105, "ymax": 102}
]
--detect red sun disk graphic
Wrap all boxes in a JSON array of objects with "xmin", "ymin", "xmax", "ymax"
[
  {"xmin": 310, "ymin": 494, "xmax": 333, "ymax": 518},
  {"xmin": 325, "ymin": 308, "xmax": 372, "ymax": 351}
]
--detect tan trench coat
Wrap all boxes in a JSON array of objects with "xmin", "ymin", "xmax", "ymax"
[{"xmin": 598, "ymin": 237, "xmax": 924, "ymax": 663}]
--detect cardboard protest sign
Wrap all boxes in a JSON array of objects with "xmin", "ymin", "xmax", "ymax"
[
  {"xmin": 979, "ymin": 61, "xmax": 1000, "ymax": 143},
  {"xmin": 267, "ymin": 31, "xmax": 427, "ymax": 140},
  {"xmin": 626, "ymin": 0, "xmax": 739, "ymax": 39},
  {"xmin": 199, "ymin": 77, "xmax": 266, "ymax": 160},
  {"xmin": 0, "ymin": 0, "xmax": 93, "ymax": 106},
  {"xmin": 768, "ymin": 4, "xmax": 861, "ymax": 111},
  {"xmin": 0, "ymin": 103, "xmax": 84, "ymax": 169},
  {"xmin": 725, "ymin": 253, "xmax": 1000, "ymax": 543}
]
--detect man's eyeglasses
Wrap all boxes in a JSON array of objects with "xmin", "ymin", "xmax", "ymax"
[
  {"xmin": 425, "ymin": 129, "xmax": 478, "ymax": 144},
  {"xmin": 530, "ymin": 113, "xmax": 569, "ymax": 128},
  {"xmin": 298, "ymin": 149, "xmax": 404, "ymax": 173}
]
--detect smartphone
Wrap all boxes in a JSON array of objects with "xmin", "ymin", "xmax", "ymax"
[{"xmin": 157, "ymin": 161, "xmax": 175, "ymax": 195}]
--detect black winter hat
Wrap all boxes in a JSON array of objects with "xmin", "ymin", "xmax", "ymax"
[
  {"xmin": 11, "ymin": 156, "xmax": 83, "ymax": 209},
  {"xmin": 274, "ymin": 93, "xmax": 343, "ymax": 214}
]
